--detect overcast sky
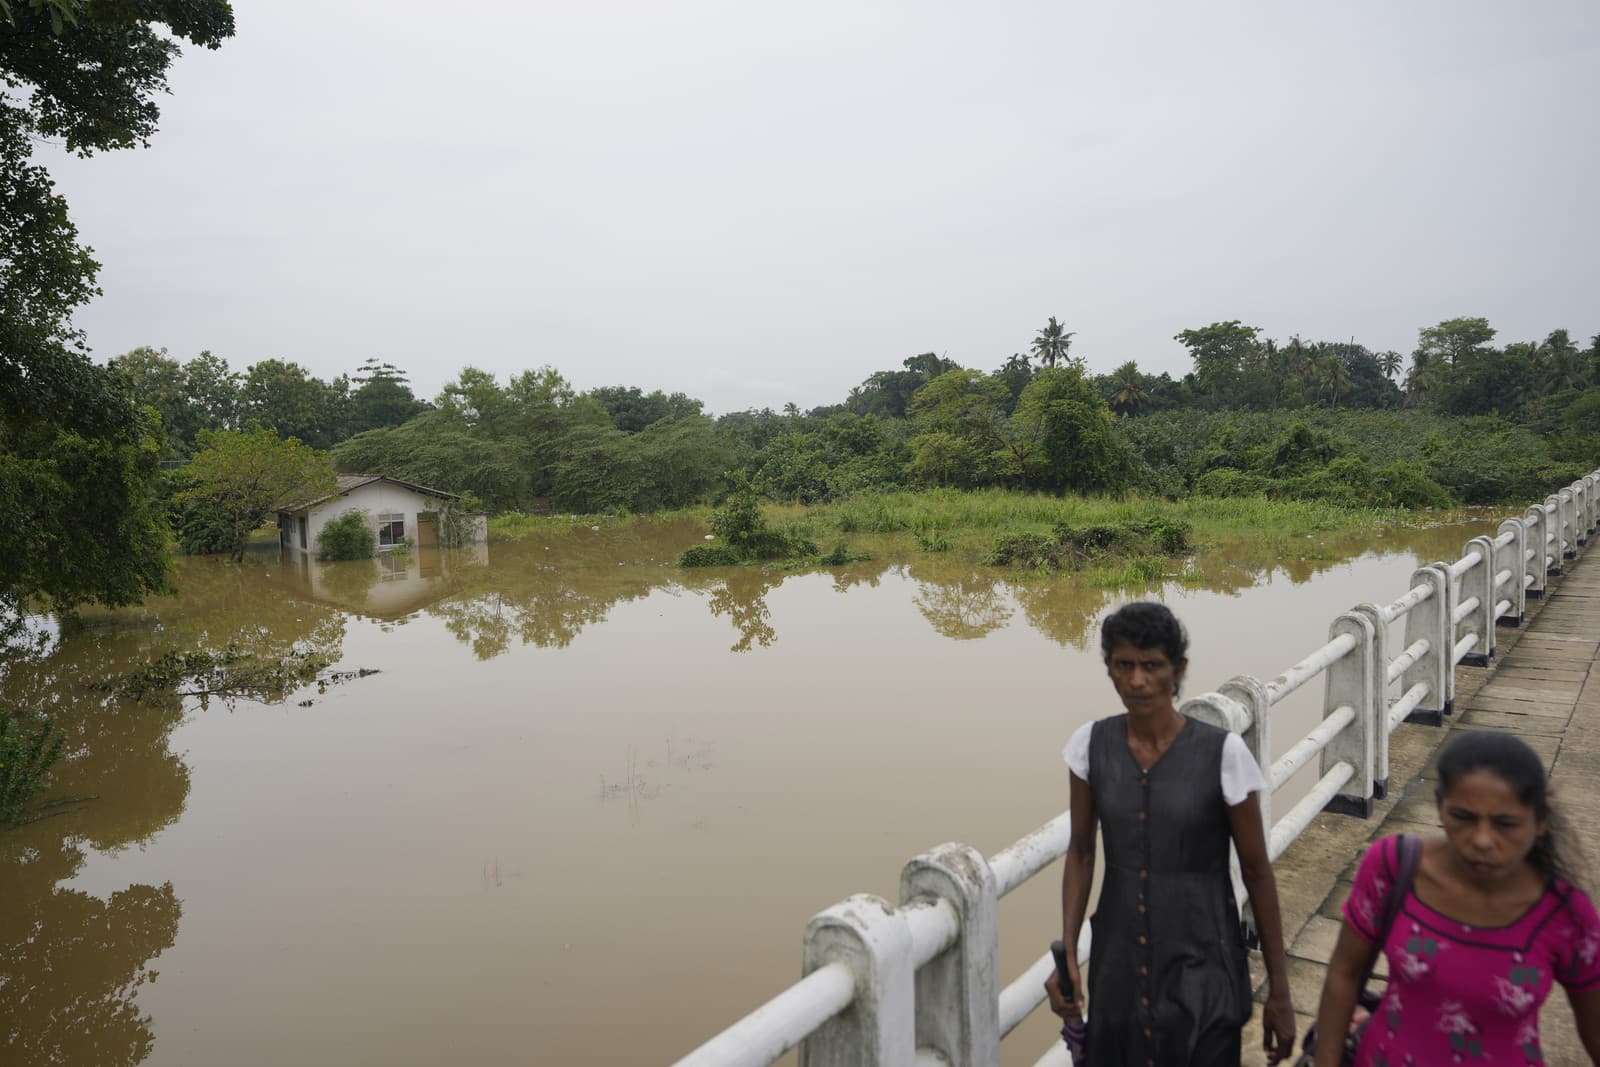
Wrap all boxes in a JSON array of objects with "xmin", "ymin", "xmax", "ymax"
[{"xmin": 46, "ymin": 0, "xmax": 1600, "ymax": 414}]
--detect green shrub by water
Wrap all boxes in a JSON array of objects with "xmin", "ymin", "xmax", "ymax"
[
  {"xmin": 681, "ymin": 481, "xmax": 861, "ymax": 567},
  {"xmin": 318, "ymin": 511, "xmax": 376, "ymax": 561},
  {"xmin": 982, "ymin": 517, "xmax": 1192, "ymax": 573}
]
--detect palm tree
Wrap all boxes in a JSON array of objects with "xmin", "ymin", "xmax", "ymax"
[
  {"xmin": 1542, "ymin": 348, "xmax": 1589, "ymax": 396},
  {"xmin": 1107, "ymin": 361, "xmax": 1150, "ymax": 416},
  {"xmin": 1378, "ymin": 351, "xmax": 1403, "ymax": 380},
  {"xmin": 1316, "ymin": 355, "xmax": 1352, "ymax": 407},
  {"xmin": 1405, "ymin": 351, "xmax": 1443, "ymax": 407},
  {"xmin": 1030, "ymin": 317, "xmax": 1077, "ymax": 369}
]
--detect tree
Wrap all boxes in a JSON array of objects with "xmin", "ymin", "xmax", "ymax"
[
  {"xmin": 1107, "ymin": 361, "xmax": 1151, "ymax": 416},
  {"xmin": 1014, "ymin": 367, "xmax": 1131, "ymax": 493},
  {"xmin": 588, "ymin": 385, "xmax": 704, "ymax": 432},
  {"xmin": 349, "ymin": 358, "xmax": 424, "ymax": 435},
  {"xmin": 238, "ymin": 359, "xmax": 344, "ymax": 449},
  {"xmin": 1378, "ymin": 351, "xmax": 1403, "ymax": 380},
  {"xmin": 0, "ymin": 2, "xmax": 231, "ymax": 613},
  {"xmin": 1537, "ymin": 330, "xmax": 1589, "ymax": 397},
  {"xmin": 178, "ymin": 429, "xmax": 336, "ymax": 561},
  {"xmin": 1416, "ymin": 317, "xmax": 1496, "ymax": 369},
  {"xmin": 1175, "ymin": 321, "xmax": 1261, "ymax": 398},
  {"xmin": 109, "ymin": 346, "xmax": 189, "ymax": 454},
  {"xmin": 1314, "ymin": 355, "xmax": 1353, "ymax": 407},
  {"xmin": 847, "ymin": 353, "xmax": 963, "ymax": 419},
  {"xmin": 1030, "ymin": 317, "xmax": 1077, "ymax": 369},
  {"xmin": 0, "ymin": 385, "xmax": 173, "ymax": 614},
  {"xmin": 993, "ymin": 353, "xmax": 1034, "ymax": 412},
  {"xmin": 182, "ymin": 350, "xmax": 239, "ymax": 434}
]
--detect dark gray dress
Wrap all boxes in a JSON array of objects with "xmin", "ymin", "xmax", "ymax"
[{"xmin": 1086, "ymin": 715, "xmax": 1252, "ymax": 1065}]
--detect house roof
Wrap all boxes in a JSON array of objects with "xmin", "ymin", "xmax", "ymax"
[{"xmin": 281, "ymin": 473, "xmax": 462, "ymax": 513}]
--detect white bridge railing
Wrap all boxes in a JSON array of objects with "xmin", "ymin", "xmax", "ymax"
[{"xmin": 668, "ymin": 469, "xmax": 1600, "ymax": 1067}]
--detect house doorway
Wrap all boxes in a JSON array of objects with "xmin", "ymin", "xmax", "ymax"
[{"xmin": 416, "ymin": 512, "xmax": 439, "ymax": 548}]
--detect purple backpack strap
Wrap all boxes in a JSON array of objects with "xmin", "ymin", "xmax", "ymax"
[{"xmin": 1360, "ymin": 834, "xmax": 1421, "ymax": 987}]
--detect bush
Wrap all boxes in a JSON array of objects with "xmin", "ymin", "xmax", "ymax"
[
  {"xmin": 984, "ymin": 518, "xmax": 1190, "ymax": 573},
  {"xmin": 679, "ymin": 544, "xmax": 744, "ymax": 567},
  {"xmin": 175, "ymin": 494, "xmax": 236, "ymax": 555},
  {"xmin": 318, "ymin": 510, "xmax": 376, "ymax": 561},
  {"xmin": 1193, "ymin": 468, "xmax": 1276, "ymax": 497},
  {"xmin": 680, "ymin": 480, "xmax": 823, "ymax": 566},
  {"xmin": 982, "ymin": 532, "xmax": 1065, "ymax": 569}
]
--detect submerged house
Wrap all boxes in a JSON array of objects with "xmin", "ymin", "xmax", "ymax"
[{"xmin": 276, "ymin": 474, "xmax": 486, "ymax": 555}]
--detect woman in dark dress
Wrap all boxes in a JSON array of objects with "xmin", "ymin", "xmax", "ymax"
[{"xmin": 1045, "ymin": 602, "xmax": 1297, "ymax": 1065}]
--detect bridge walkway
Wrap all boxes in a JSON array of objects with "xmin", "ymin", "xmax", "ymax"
[{"xmin": 1241, "ymin": 544, "xmax": 1600, "ymax": 1064}]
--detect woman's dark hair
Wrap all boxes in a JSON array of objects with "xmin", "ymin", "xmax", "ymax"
[
  {"xmin": 1100, "ymin": 602, "xmax": 1188, "ymax": 667},
  {"xmin": 1435, "ymin": 731, "xmax": 1587, "ymax": 887}
]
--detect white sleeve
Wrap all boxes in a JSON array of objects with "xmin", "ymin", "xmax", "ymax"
[
  {"xmin": 1062, "ymin": 721, "xmax": 1093, "ymax": 781},
  {"xmin": 1220, "ymin": 732, "xmax": 1267, "ymax": 806}
]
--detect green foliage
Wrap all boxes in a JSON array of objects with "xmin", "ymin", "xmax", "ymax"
[
  {"xmin": 174, "ymin": 493, "xmax": 236, "ymax": 555},
  {"xmin": 1015, "ymin": 368, "xmax": 1134, "ymax": 493},
  {"xmin": 317, "ymin": 510, "xmax": 376, "ymax": 561},
  {"xmin": 0, "ymin": 391, "xmax": 174, "ymax": 613},
  {"xmin": 680, "ymin": 481, "xmax": 823, "ymax": 566},
  {"xmin": 912, "ymin": 528, "xmax": 951, "ymax": 552},
  {"xmin": 981, "ymin": 518, "xmax": 1190, "ymax": 574},
  {"xmin": 982, "ymin": 532, "xmax": 1065, "ymax": 570},
  {"xmin": 349, "ymin": 359, "xmax": 425, "ymax": 435},
  {"xmin": 333, "ymin": 411, "xmax": 529, "ymax": 510},
  {"xmin": 0, "ymin": 712, "xmax": 65, "ymax": 828},
  {"xmin": 1175, "ymin": 321, "xmax": 1261, "ymax": 396},
  {"xmin": 678, "ymin": 544, "xmax": 745, "ymax": 567},
  {"xmin": 178, "ymin": 428, "xmax": 337, "ymax": 561},
  {"xmin": 588, "ymin": 385, "xmax": 703, "ymax": 432},
  {"xmin": 239, "ymin": 359, "xmax": 349, "ymax": 451},
  {"xmin": 817, "ymin": 542, "xmax": 869, "ymax": 566},
  {"xmin": 100, "ymin": 644, "xmax": 376, "ymax": 710}
]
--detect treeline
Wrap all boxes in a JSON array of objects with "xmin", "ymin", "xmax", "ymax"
[{"xmin": 111, "ymin": 317, "xmax": 1600, "ymax": 526}]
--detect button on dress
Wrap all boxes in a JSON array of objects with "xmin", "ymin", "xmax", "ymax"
[{"xmin": 1086, "ymin": 715, "xmax": 1252, "ymax": 1065}]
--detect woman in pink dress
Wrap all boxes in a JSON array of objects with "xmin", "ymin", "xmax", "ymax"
[{"xmin": 1311, "ymin": 732, "xmax": 1600, "ymax": 1065}]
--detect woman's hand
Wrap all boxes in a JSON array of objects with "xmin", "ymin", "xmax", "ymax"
[
  {"xmin": 1261, "ymin": 983, "xmax": 1296, "ymax": 1064},
  {"xmin": 1044, "ymin": 959, "xmax": 1084, "ymax": 1019}
]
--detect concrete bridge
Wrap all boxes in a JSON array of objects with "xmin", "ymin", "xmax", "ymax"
[{"xmin": 668, "ymin": 470, "xmax": 1600, "ymax": 1067}]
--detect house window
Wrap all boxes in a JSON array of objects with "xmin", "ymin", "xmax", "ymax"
[{"xmin": 378, "ymin": 512, "xmax": 405, "ymax": 546}]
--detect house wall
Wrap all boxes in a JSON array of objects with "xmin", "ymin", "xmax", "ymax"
[{"xmin": 306, "ymin": 482, "xmax": 434, "ymax": 554}]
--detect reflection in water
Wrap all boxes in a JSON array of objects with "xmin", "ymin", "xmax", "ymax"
[
  {"xmin": 1, "ymin": 554, "xmax": 361, "ymax": 1065},
  {"xmin": 697, "ymin": 569, "xmax": 784, "ymax": 652},
  {"xmin": 907, "ymin": 563, "xmax": 1014, "ymax": 640}
]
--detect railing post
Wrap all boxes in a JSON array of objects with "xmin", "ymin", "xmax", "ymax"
[
  {"xmin": 1216, "ymin": 675, "xmax": 1271, "ymax": 833},
  {"xmin": 1525, "ymin": 506, "xmax": 1549, "ymax": 597},
  {"xmin": 1577, "ymin": 480, "xmax": 1590, "ymax": 545},
  {"xmin": 1458, "ymin": 536, "xmax": 1494, "ymax": 667},
  {"xmin": 1560, "ymin": 489, "xmax": 1577, "ymax": 559},
  {"xmin": 1497, "ymin": 519, "xmax": 1525, "ymax": 626},
  {"xmin": 1351, "ymin": 603, "xmax": 1389, "ymax": 798},
  {"xmin": 1181, "ymin": 690, "xmax": 1258, "ymax": 945},
  {"xmin": 1401, "ymin": 565, "xmax": 1450, "ymax": 725},
  {"xmin": 1546, "ymin": 497, "xmax": 1565, "ymax": 574},
  {"xmin": 899, "ymin": 845, "xmax": 998, "ymax": 1067},
  {"xmin": 800, "ymin": 896, "xmax": 915, "ymax": 1067},
  {"xmin": 1322, "ymin": 612, "xmax": 1376, "ymax": 817}
]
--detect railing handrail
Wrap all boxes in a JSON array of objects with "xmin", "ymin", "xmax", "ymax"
[{"xmin": 668, "ymin": 467, "xmax": 1600, "ymax": 1067}]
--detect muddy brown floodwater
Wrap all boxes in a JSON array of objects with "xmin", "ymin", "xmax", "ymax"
[{"xmin": 0, "ymin": 515, "xmax": 1501, "ymax": 1065}]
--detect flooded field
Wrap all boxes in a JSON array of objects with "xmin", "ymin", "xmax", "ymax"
[{"xmin": 0, "ymin": 516, "xmax": 1502, "ymax": 1065}]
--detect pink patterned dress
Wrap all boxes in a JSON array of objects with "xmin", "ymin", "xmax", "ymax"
[{"xmin": 1344, "ymin": 834, "xmax": 1600, "ymax": 1066}]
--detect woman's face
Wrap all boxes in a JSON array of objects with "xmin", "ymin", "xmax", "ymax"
[
  {"xmin": 1105, "ymin": 640, "xmax": 1185, "ymax": 715},
  {"xmin": 1437, "ymin": 769, "xmax": 1546, "ymax": 880}
]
